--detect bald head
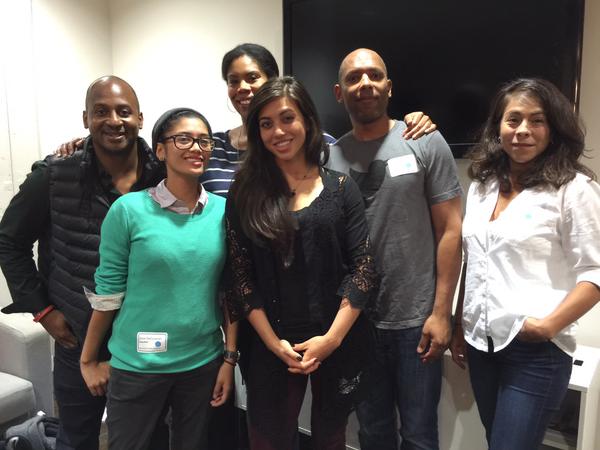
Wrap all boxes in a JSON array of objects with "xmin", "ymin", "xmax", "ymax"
[
  {"xmin": 83, "ymin": 75, "xmax": 143, "ymax": 156},
  {"xmin": 338, "ymin": 48, "xmax": 388, "ymax": 82},
  {"xmin": 334, "ymin": 48, "xmax": 392, "ymax": 128},
  {"xmin": 85, "ymin": 76, "xmax": 139, "ymax": 112}
]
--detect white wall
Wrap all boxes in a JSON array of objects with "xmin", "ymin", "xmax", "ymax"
[
  {"xmin": 1, "ymin": 0, "xmax": 43, "ymax": 209},
  {"xmin": 32, "ymin": 0, "xmax": 113, "ymax": 153},
  {"xmin": 0, "ymin": 0, "xmax": 112, "ymax": 209},
  {"xmin": 107, "ymin": 0, "xmax": 282, "ymax": 141}
]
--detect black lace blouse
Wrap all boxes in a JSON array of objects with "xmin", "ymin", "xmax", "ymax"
[
  {"xmin": 224, "ymin": 168, "xmax": 380, "ymax": 408},
  {"xmin": 225, "ymin": 168, "xmax": 378, "ymax": 325}
]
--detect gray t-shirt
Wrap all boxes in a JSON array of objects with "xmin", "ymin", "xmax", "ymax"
[{"xmin": 328, "ymin": 120, "xmax": 462, "ymax": 329}]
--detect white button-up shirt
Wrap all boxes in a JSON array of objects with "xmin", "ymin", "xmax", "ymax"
[{"xmin": 462, "ymin": 173, "xmax": 600, "ymax": 355}]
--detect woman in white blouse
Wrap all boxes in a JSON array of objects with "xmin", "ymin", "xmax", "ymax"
[{"xmin": 450, "ymin": 78, "xmax": 600, "ymax": 450}]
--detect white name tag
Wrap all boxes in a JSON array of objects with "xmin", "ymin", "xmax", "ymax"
[
  {"xmin": 388, "ymin": 155, "xmax": 418, "ymax": 177},
  {"xmin": 137, "ymin": 332, "xmax": 168, "ymax": 353}
]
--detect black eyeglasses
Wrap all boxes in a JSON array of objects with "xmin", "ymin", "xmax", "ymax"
[{"xmin": 162, "ymin": 134, "xmax": 215, "ymax": 151}]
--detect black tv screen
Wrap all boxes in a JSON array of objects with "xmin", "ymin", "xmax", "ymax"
[{"xmin": 284, "ymin": 0, "xmax": 585, "ymax": 157}]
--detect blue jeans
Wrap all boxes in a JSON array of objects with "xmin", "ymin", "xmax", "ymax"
[
  {"xmin": 467, "ymin": 339, "xmax": 572, "ymax": 450},
  {"xmin": 356, "ymin": 326, "xmax": 441, "ymax": 450}
]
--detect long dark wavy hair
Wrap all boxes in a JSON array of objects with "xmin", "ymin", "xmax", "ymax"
[
  {"xmin": 467, "ymin": 78, "xmax": 595, "ymax": 192},
  {"xmin": 230, "ymin": 76, "xmax": 328, "ymax": 260}
]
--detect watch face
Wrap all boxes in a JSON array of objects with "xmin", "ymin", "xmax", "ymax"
[{"xmin": 224, "ymin": 350, "xmax": 240, "ymax": 361}]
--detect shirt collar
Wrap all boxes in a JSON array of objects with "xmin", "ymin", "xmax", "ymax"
[{"xmin": 149, "ymin": 179, "xmax": 208, "ymax": 214}]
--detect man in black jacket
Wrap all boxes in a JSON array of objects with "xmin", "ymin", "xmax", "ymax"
[{"xmin": 0, "ymin": 76, "xmax": 165, "ymax": 450}]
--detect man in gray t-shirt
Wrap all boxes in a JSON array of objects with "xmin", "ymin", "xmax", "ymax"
[{"xmin": 328, "ymin": 48, "xmax": 462, "ymax": 450}]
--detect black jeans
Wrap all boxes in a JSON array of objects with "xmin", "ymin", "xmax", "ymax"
[
  {"xmin": 245, "ymin": 336, "xmax": 349, "ymax": 450},
  {"xmin": 107, "ymin": 358, "xmax": 221, "ymax": 450},
  {"xmin": 53, "ymin": 344, "xmax": 170, "ymax": 450},
  {"xmin": 53, "ymin": 344, "xmax": 106, "ymax": 450}
]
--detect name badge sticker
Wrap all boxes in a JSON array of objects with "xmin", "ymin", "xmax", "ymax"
[
  {"xmin": 137, "ymin": 332, "xmax": 168, "ymax": 353},
  {"xmin": 388, "ymin": 155, "xmax": 419, "ymax": 177}
]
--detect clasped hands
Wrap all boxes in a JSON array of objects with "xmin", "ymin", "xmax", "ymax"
[{"xmin": 271, "ymin": 335, "xmax": 339, "ymax": 375}]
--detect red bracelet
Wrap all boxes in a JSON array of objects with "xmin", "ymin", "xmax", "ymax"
[
  {"xmin": 33, "ymin": 305, "xmax": 55, "ymax": 323},
  {"xmin": 223, "ymin": 359, "xmax": 236, "ymax": 367}
]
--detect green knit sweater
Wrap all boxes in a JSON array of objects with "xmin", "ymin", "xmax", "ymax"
[{"xmin": 95, "ymin": 190, "xmax": 226, "ymax": 373}]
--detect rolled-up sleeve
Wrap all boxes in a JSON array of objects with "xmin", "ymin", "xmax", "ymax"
[
  {"xmin": 84, "ymin": 286, "xmax": 124, "ymax": 311},
  {"xmin": 561, "ymin": 176, "xmax": 600, "ymax": 287}
]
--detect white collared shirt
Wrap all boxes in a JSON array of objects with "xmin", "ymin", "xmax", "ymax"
[
  {"xmin": 148, "ymin": 179, "xmax": 208, "ymax": 215},
  {"xmin": 462, "ymin": 173, "xmax": 600, "ymax": 355}
]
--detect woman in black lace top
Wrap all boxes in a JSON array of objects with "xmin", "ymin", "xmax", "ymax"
[{"xmin": 225, "ymin": 76, "xmax": 379, "ymax": 450}]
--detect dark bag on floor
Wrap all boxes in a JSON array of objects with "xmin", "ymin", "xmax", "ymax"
[{"xmin": 3, "ymin": 415, "xmax": 58, "ymax": 450}]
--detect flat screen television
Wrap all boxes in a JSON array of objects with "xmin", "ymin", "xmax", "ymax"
[{"xmin": 284, "ymin": 0, "xmax": 585, "ymax": 157}]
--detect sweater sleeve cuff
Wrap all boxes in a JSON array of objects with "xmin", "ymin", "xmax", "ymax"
[{"xmin": 84, "ymin": 287, "xmax": 124, "ymax": 311}]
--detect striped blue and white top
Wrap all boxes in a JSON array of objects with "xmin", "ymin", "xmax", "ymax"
[{"xmin": 199, "ymin": 131, "xmax": 241, "ymax": 197}]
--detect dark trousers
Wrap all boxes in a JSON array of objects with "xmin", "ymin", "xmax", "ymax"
[
  {"xmin": 467, "ymin": 339, "xmax": 572, "ymax": 450},
  {"xmin": 245, "ymin": 338, "xmax": 348, "ymax": 450},
  {"xmin": 207, "ymin": 393, "xmax": 238, "ymax": 450},
  {"xmin": 53, "ymin": 344, "xmax": 169, "ymax": 450},
  {"xmin": 53, "ymin": 345, "xmax": 107, "ymax": 450},
  {"xmin": 107, "ymin": 357, "xmax": 221, "ymax": 450}
]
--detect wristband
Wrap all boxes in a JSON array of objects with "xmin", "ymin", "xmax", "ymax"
[
  {"xmin": 223, "ymin": 359, "xmax": 236, "ymax": 367},
  {"xmin": 33, "ymin": 305, "xmax": 55, "ymax": 323}
]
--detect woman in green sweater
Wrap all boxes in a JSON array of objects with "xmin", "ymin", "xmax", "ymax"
[{"xmin": 79, "ymin": 108, "xmax": 237, "ymax": 450}]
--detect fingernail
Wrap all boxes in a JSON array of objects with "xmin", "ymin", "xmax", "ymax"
[{"xmin": 296, "ymin": 355, "xmax": 302, "ymax": 361}]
